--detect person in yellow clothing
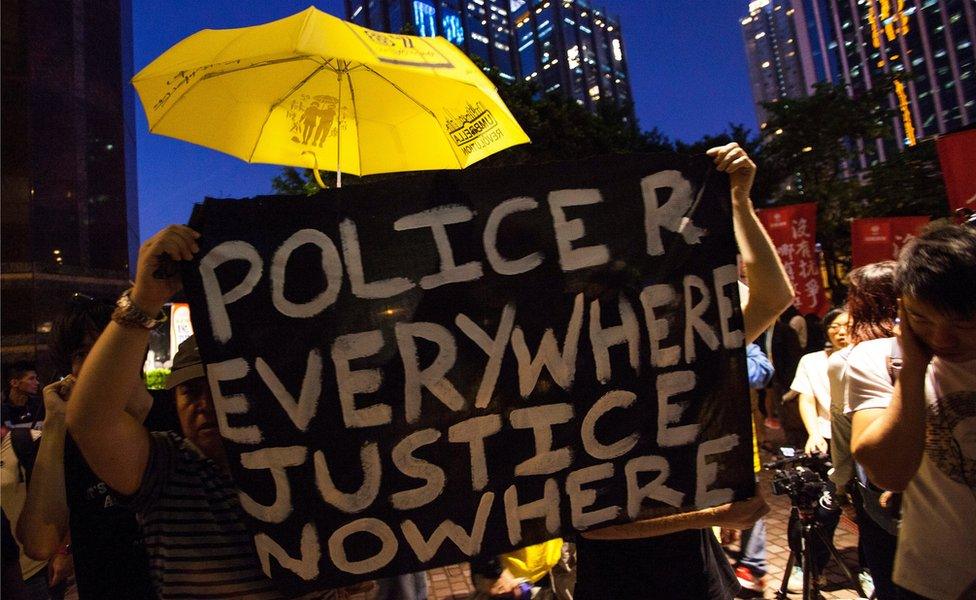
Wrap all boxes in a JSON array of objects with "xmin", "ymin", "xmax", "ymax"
[{"xmin": 469, "ymin": 538, "xmax": 572, "ymax": 599}]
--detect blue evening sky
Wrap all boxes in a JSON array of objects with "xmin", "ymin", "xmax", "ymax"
[{"xmin": 133, "ymin": 1, "xmax": 756, "ymax": 239}]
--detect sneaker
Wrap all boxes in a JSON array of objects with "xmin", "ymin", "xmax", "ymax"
[
  {"xmin": 786, "ymin": 566, "xmax": 803, "ymax": 593},
  {"xmin": 734, "ymin": 565, "xmax": 766, "ymax": 592},
  {"xmin": 858, "ymin": 571, "xmax": 875, "ymax": 598},
  {"xmin": 786, "ymin": 567, "xmax": 828, "ymax": 594}
]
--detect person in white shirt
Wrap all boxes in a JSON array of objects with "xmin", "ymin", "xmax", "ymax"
[
  {"xmin": 849, "ymin": 223, "xmax": 976, "ymax": 600},
  {"xmin": 830, "ymin": 261, "xmax": 899, "ymax": 599},
  {"xmin": 791, "ymin": 308, "xmax": 850, "ymax": 455}
]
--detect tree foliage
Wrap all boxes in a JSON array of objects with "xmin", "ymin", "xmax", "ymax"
[{"xmin": 755, "ymin": 76, "xmax": 947, "ymax": 299}]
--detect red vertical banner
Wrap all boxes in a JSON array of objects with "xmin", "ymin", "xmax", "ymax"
[
  {"xmin": 851, "ymin": 216, "xmax": 930, "ymax": 266},
  {"xmin": 936, "ymin": 128, "xmax": 976, "ymax": 213},
  {"xmin": 757, "ymin": 203, "xmax": 828, "ymax": 315}
]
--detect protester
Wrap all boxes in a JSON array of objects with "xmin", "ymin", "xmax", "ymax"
[
  {"xmin": 827, "ymin": 261, "xmax": 899, "ymax": 599},
  {"xmin": 849, "ymin": 223, "xmax": 976, "ymax": 600},
  {"xmin": 730, "ymin": 343, "xmax": 775, "ymax": 594},
  {"xmin": 1, "ymin": 424, "xmax": 51, "ymax": 599},
  {"xmin": 572, "ymin": 142, "xmax": 793, "ymax": 600},
  {"xmin": 792, "ymin": 307, "xmax": 850, "ymax": 456},
  {"xmin": 3, "ymin": 362, "xmax": 43, "ymax": 430},
  {"xmin": 64, "ymin": 228, "xmax": 365, "ymax": 599},
  {"xmin": 16, "ymin": 294, "xmax": 154, "ymax": 600}
]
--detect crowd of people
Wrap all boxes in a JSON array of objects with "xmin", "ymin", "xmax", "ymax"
[{"xmin": 2, "ymin": 143, "xmax": 974, "ymax": 600}]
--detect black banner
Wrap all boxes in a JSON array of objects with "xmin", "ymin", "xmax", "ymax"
[{"xmin": 182, "ymin": 153, "xmax": 754, "ymax": 594}]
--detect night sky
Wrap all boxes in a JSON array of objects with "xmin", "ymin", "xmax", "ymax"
[{"xmin": 134, "ymin": 1, "xmax": 756, "ymax": 239}]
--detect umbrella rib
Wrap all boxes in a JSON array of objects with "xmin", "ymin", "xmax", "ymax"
[
  {"xmin": 149, "ymin": 55, "xmax": 322, "ymax": 135},
  {"xmin": 346, "ymin": 68, "xmax": 364, "ymax": 176},
  {"xmin": 359, "ymin": 65, "xmax": 464, "ymax": 169},
  {"xmin": 199, "ymin": 55, "xmax": 320, "ymax": 79},
  {"xmin": 246, "ymin": 63, "xmax": 328, "ymax": 163}
]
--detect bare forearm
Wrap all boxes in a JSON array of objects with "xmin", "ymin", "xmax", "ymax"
[
  {"xmin": 17, "ymin": 413, "xmax": 68, "ymax": 559},
  {"xmin": 734, "ymin": 198, "xmax": 793, "ymax": 344},
  {"xmin": 798, "ymin": 394, "xmax": 820, "ymax": 439},
  {"xmin": 852, "ymin": 369, "xmax": 927, "ymax": 491},
  {"xmin": 581, "ymin": 508, "xmax": 712, "ymax": 540}
]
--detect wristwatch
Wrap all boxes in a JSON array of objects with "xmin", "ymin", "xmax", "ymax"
[{"xmin": 112, "ymin": 288, "xmax": 168, "ymax": 330}]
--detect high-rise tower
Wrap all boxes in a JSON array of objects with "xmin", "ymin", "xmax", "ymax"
[
  {"xmin": 345, "ymin": 0, "xmax": 633, "ymax": 114},
  {"xmin": 741, "ymin": 0, "xmax": 975, "ymax": 161},
  {"xmin": 1, "ymin": 0, "xmax": 139, "ymax": 373}
]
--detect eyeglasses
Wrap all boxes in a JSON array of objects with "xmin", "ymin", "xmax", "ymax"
[{"xmin": 828, "ymin": 323, "xmax": 849, "ymax": 331}]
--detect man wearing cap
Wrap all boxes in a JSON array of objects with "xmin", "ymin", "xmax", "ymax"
[{"xmin": 65, "ymin": 226, "xmax": 348, "ymax": 599}]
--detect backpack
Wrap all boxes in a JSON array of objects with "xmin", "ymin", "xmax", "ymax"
[{"xmin": 854, "ymin": 338, "xmax": 903, "ymax": 536}]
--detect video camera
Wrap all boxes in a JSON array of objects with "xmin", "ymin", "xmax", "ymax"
[{"xmin": 763, "ymin": 448, "xmax": 837, "ymax": 515}]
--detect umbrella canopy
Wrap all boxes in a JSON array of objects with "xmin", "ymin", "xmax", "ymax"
[{"xmin": 133, "ymin": 6, "xmax": 530, "ymax": 178}]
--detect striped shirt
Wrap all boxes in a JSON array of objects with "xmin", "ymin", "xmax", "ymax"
[{"xmin": 128, "ymin": 431, "xmax": 334, "ymax": 600}]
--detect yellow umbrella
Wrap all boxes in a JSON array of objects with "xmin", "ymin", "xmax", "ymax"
[{"xmin": 133, "ymin": 6, "xmax": 530, "ymax": 186}]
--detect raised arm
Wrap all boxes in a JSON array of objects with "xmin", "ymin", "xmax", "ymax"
[
  {"xmin": 16, "ymin": 380, "xmax": 71, "ymax": 559},
  {"xmin": 66, "ymin": 226, "xmax": 200, "ymax": 496},
  {"xmin": 706, "ymin": 143, "xmax": 794, "ymax": 345},
  {"xmin": 851, "ymin": 310, "xmax": 929, "ymax": 491}
]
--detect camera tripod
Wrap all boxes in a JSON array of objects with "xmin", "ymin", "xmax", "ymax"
[{"xmin": 775, "ymin": 504, "xmax": 870, "ymax": 600}]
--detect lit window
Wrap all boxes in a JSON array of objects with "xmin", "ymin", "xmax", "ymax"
[
  {"xmin": 567, "ymin": 45, "xmax": 580, "ymax": 69},
  {"xmin": 611, "ymin": 38, "xmax": 623, "ymax": 62}
]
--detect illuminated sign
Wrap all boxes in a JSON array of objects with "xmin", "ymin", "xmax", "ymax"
[
  {"xmin": 412, "ymin": 1, "xmax": 464, "ymax": 45},
  {"xmin": 413, "ymin": 0, "xmax": 436, "ymax": 37},
  {"xmin": 442, "ymin": 10, "xmax": 464, "ymax": 45}
]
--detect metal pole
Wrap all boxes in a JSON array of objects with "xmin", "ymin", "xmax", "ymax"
[{"xmin": 336, "ymin": 63, "xmax": 343, "ymax": 188}]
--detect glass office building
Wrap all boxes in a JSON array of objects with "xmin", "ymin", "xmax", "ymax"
[
  {"xmin": 345, "ymin": 0, "xmax": 633, "ymax": 112},
  {"xmin": 741, "ymin": 0, "xmax": 810, "ymax": 129},
  {"xmin": 1, "ymin": 0, "xmax": 139, "ymax": 372},
  {"xmin": 742, "ymin": 0, "xmax": 975, "ymax": 162}
]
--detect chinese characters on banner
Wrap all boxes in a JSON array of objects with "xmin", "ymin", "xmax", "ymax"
[
  {"xmin": 850, "ymin": 216, "xmax": 929, "ymax": 267},
  {"xmin": 756, "ymin": 203, "xmax": 828, "ymax": 316},
  {"xmin": 936, "ymin": 128, "xmax": 976, "ymax": 213}
]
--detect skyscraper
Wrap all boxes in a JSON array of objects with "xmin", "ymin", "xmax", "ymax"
[
  {"xmin": 741, "ymin": 0, "xmax": 809, "ymax": 129},
  {"xmin": 346, "ymin": 0, "xmax": 521, "ymax": 81},
  {"xmin": 344, "ymin": 0, "xmax": 633, "ymax": 113},
  {"xmin": 741, "ymin": 0, "xmax": 975, "ymax": 160},
  {"xmin": 1, "ymin": 0, "xmax": 139, "ymax": 373},
  {"xmin": 512, "ymin": 0, "xmax": 632, "ymax": 111}
]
